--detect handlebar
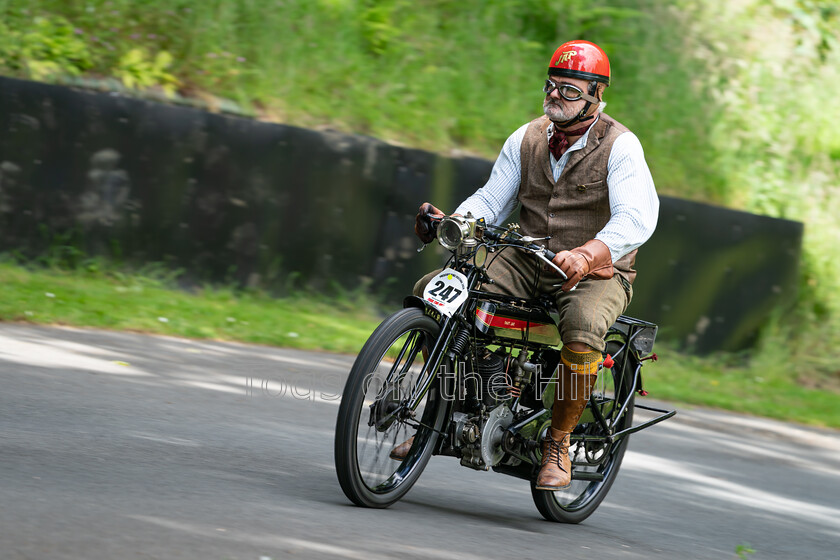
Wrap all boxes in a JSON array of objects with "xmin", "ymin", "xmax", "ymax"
[
  {"xmin": 421, "ymin": 213, "xmax": 569, "ymax": 284},
  {"xmin": 418, "ymin": 214, "xmax": 577, "ymax": 290},
  {"xmin": 482, "ymin": 231, "xmax": 569, "ymax": 283},
  {"xmin": 483, "ymin": 230, "xmax": 554, "ymax": 259}
]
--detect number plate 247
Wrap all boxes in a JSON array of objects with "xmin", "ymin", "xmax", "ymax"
[{"xmin": 423, "ymin": 268, "xmax": 469, "ymax": 317}]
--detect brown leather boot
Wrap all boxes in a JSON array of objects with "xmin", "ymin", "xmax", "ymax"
[
  {"xmin": 535, "ymin": 362, "xmax": 598, "ymax": 490},
  {"xmin": 552, "ymin": 366, "xmax": 598, "ymax": 433},
  {"xmin": 536, "ymin": 428, "xmax": 572, "ymax": 490},
  {"xmin": 389, "ymin": 435, "xmax": 414, "ymax": 461}
]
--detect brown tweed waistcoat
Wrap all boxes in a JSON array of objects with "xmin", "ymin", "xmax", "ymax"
[{"xmin": 518, "ymin": 113, "xmax": 637, "ymax": 284}]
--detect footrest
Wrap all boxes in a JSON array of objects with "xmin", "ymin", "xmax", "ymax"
[{"xmin": 571, "ymin": 470, "xmax": 604, "ymax": 482}]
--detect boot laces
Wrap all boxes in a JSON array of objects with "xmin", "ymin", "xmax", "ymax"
[{"xmin": 542, "ymin": 434, "xmax": 570, "ymax": 471}]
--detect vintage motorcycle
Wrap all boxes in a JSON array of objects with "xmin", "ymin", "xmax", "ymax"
[{"xmin": 334, "ymin": 214, "xmax": 674, "ymax": 523}]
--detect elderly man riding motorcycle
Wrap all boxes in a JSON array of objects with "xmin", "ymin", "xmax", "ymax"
[{"xmin": 401, "ymin": 39, "xmax": 659, "ymax": 490}]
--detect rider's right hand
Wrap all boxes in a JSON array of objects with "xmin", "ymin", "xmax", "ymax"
[{"xmin": 414, "ymin": 202, "xmax": 445, "ymax": 244}]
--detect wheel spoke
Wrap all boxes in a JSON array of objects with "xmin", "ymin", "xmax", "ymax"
[{"xmin": 381, "ymin": 331, "xmax": 421, "ymax": 390}]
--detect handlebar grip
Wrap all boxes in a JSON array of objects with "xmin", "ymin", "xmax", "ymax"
[{"xmin": 543, "ymin": 248, "xmax": 556, "ymax": 261}]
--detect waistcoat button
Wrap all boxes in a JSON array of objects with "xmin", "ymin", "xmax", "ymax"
[{"xmin": 577, "ymin": 184, "xmax": 587, "ymax": 192}]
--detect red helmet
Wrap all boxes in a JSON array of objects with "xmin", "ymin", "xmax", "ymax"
[{"xmin": 548, "ymin": 40, "xmax": 610, "ymax": 86}]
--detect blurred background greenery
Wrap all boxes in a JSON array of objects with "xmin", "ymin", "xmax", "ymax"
[{"xmin": 1, "ymin": 0, "xmax": 839, "ymax": 404}]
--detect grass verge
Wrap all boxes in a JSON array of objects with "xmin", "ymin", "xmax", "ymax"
[
  {"xmin": 640, "ymin": 347, "xmax": 840, "ymax": 430},
  {"xmin": 1, "ymin": 261, "xmax": 838, "ymax": 430},
  {"xmin": 0, "ymin": 261, "xmax": 382, "ymax": 354}
]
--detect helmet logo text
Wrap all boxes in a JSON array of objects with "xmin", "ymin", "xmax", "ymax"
[{"xmin": 555, "ymin": 51, "xmax": 577, "ymax": 65}]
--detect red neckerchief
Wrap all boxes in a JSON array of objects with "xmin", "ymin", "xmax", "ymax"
[{"xmin": 548, "ymin": 123, "xmax": 592, "ymax": 159}]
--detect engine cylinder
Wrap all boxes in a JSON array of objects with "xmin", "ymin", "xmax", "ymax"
[{"xmin": 476, "ymin": 350, "xmax": 508, "ymax": 405}]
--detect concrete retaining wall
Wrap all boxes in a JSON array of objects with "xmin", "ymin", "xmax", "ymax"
[{"xmin": 0, "ymin": 76, "xmax": 803, "ymax": 352}]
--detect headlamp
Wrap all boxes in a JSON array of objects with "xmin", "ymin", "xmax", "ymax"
[{"xmin": 437, "ymin": 214, "xmax": 481, "ymax": 251}]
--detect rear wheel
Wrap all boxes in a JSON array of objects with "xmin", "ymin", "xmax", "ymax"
[
  {"xmin": 334, "ymin": 308, "xmax": 448, "ymax": 508},
  {"xmin": 531, "ymin": 338, "xmax": 635, "ymax": 523}
]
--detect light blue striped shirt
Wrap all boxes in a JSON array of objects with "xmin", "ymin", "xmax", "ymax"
[{"xmin": 454, "ymin": 116, "xmax": 659, "ymax": 262}]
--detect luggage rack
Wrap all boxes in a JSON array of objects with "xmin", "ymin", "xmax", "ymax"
[{"xmin": 603, "ymin": 314, "xmax": 676, "ymax": 442}]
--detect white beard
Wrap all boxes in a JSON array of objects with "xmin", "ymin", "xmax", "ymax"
[{"xmin": 543, "ymin": 97, "xmax": 578, "ymax": 122}]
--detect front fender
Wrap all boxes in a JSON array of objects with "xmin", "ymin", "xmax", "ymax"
[{"xmin": 403, "ymin": 295, "xmax": 443, "ymax": 323}]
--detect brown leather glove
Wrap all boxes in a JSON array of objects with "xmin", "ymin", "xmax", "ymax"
[
  {"xmin": 550, "ymin": 239, "xmax": 614, "ymax": 292},
  {"xmin": 414, "ymin": 202, "xmax": 445, "ymax": 244}
]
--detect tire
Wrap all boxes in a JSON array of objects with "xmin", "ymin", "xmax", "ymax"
[
  {"xmin": 531, "ymin": 338, "xmax": 636, "ymax": 524},
  {"xmin": 334, "ymin": 308, "xmax": 448, "ymax": 508}
]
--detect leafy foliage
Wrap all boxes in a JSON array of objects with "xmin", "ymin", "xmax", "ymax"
[
  {"xmin": 114, "ymin": 48, "xmax": 178, "ymax": 96},
  {"xmin": 735, "ymin": 543, "xmax": 756, "ymax": 559},
  {"xmin": 0, "ymin": 15, "xmax": 92, "ymax": 80}
]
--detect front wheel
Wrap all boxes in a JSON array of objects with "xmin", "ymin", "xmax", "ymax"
[
  {"xmin": 531, "ymin": 338, "xmax": 635, "ymax": 523},
  {"xmin": 334, "ymin": 308, "xmax": 448, "ymax": 508}
]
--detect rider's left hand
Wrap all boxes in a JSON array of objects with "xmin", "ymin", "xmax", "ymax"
[{"xmin": 550, "ymin": 239, "xmax": 614, "ymax": 291}]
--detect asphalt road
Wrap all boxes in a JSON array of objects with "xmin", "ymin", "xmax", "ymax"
[{"xmin": 1, "ymin": 323, "xmax": 839, "ymax": 559}]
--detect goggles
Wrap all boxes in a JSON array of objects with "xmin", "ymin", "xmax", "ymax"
[{"xmin": 543, "ymin": 79, "xmax": 599, "ymax": 103}]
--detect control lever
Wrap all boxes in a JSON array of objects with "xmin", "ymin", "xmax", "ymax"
[{"xmin": 531, "ymin": 250, "xmax": 577, "ymax": 291}]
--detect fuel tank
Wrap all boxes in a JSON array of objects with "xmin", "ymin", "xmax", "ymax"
[{"xmin": 474, "ymin": 300, "xmax": 561, "ymax": 347}]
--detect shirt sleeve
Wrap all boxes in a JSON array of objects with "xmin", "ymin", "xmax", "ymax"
[
  {"xmin": 595, "ymin": 131, "xmax": 659, "ymax": 262},
  {"xmin": 454, "ymin": 123, "xmax": 529, "ymax": 227}
]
